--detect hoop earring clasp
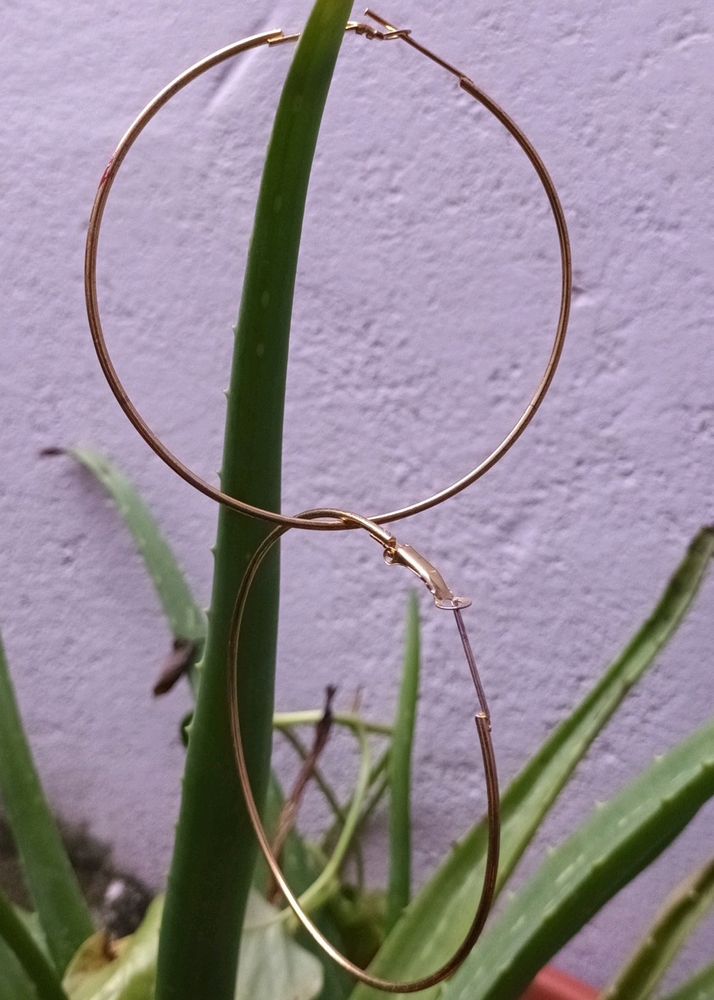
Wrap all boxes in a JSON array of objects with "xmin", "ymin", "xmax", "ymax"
[
  {"xmin": 348, "ymin": 18, "xmax": 411, "ymax": 43},
  {"xmin": 382, "ymin": 536, "xmax": 472, "ymax": 611}
]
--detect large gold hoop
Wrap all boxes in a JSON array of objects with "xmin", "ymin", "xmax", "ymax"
[
  {"xmin": 84, "ymin": 12, "xmax": 572, "ymax": 531},
  {"xmin": 229, "ymin": 508, "xmax": 500, "ymax": 992}
]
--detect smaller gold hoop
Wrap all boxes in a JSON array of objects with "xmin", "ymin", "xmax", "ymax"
[
  {"xmin": 228, "ymin": 508, "xmax": 500, "ymax": 993},
  {"xmin": 84, "ymin": 12, "xmax": 572, "ymax": 532}
]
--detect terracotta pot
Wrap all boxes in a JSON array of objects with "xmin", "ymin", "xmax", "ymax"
[{"xmin": 521, "ymin": 967, "xmax": 598, "ymax": 1000}]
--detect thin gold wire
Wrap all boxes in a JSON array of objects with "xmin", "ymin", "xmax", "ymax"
[
  {"xmin": 228, "ymin": 509, "xmax": 500, "ymax": 993},
  {"xmin": 84, "ymin": 10, "xmax": 572, "ymax": 532}
]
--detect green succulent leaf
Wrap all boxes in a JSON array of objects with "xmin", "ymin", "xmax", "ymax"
[
  {"xmin": 0, "ymin": 633, "xmax": 93, "ymax": 973},
  {"xmin": 387, "ymin": 593, "xmax": 420, "ymax": 931},
  {"xmin": 662, "ymin": 962, "xmax": 714, "ymax": 1000},
  {"xmin": 602, "ymin": 857, "xmax": 714, "ymax": 1000},
  {"xmin": 348, "ymin": 527, "xmax": 714, "ymax": 999},
  {"xmin": 0, "ymin": 907, "xmax": 58, "ymax": 997},
  {"xmin": 69, "ymin": 448, "xmax": 206, "ymax": 692},
  {"xmin": 442, "ymin": 719, "xmax": 714, "ymax": 1000},
  {"xmin": 0, "ymin": 889, "xmax": 67, "ymax": 1000},
  {"xmin": 0, "ymin": 937, "xmax": 37, "ymax": 1000},
  {"xmin": 156, "ymin": 4, "xmax": 353, "ymax": 998},
  {"xmin": 12, "ymin": 908, "xmax": 52, "ymax": 962}
]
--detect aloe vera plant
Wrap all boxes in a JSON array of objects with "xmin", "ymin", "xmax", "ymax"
[
  {"xmin": 1, "ymin": 3, "xmax": 712, "ymax": 998},
  {"xmin": 86, "ymin": 447, "xmax": 712, "ymax": 1000},
  {"xmin": 0, "ymin": 890, "xmax": 67, "ymax": 1000},
  {"xmin": 2, "ymin": 448, "xmax": 711, "ymax": 1000},
  {"xmin": 441, "ymin": 719, "xmax": 714, "ymax": 1000},
  {"xmin": 0, "ymin": 634, "xmax": 93, "ymax": 973},
  {"xmin": 349, "ymin": 526, "xmax": 714, "ymax": 999}
]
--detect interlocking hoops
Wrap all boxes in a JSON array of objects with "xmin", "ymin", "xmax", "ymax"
[
  {"xmin": 228, "ymin": 509, "xmax": 500, "ymax": 993},
  {"xmin": 84, "ymin": 11, "xmax": 572, "ymax": 532},
  {"xmin": 85, "ymin": 8, "xmax": 573, "ymax": 988}
]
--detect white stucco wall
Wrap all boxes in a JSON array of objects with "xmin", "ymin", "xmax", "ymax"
[{"xmin": 1, "ymin": 0, "xmax": 712, "ymax": 989}]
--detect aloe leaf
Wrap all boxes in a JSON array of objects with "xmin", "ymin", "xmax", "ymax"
[
  {"xmin": 0, "ymin": 906, "xmax": 56, "ymax": 999},
  {"xmin": 386, "ymin": 594, "xmax": 420, "ymax": 931},
  {"xmin": 13, "ymin": 908, "xmax": 52, "ymax": 962},
  {"xmin": 0, "ymin": 904, "xmax": 55, "ymax": 999},
  {"xmin": 0, "ymin": 888, "xmax": 67, "ymax": 1000},
  {"xmin": 0, "ymin": 632, "xmax": 93, "ymax": 972},
  {"xmin": 68, "ymin": 448, "xmax": 206, "ymax": 691},
  {"xmin": 68, "ymin": 448, "xmax": 205, "ymax": 644},
  {"xmin": 348, "ymin": 527, "xmax": 714, "ymax": 999},
  {"xmin": 155, "ymin": 4, "xmax": 353, "ymax": 998},
  {"xmin": 662, "ymin": 962, "xmax": 714, "ymax": 1000},
  {"xmin": 602, "ymin": 857, "xmax": 714, "ymax": 1000},
  {"xmin": 442, "ymin": 719, "xmax": 714, "ymax": 1000},
  {"xmin": 0, "ymin": 938, "xmax": 36, "ymax": 1000}
]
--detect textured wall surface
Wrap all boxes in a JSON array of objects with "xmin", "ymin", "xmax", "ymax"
[{"xmin": 1, "ymin": 0, "xmax": 712, "ymax": 988}]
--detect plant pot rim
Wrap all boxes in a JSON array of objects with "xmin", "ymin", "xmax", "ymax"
[{"xmin": 521, "ymin": 966, "xmax": 598, "ymax": 1000}]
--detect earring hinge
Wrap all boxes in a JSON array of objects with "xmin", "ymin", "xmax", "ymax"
[
  {"xmin": 347, "ymin": 20, "xmax": 411, "ymax": 42},
  {"xmin": 382, "ymin": 538, "xmax": 472, "ymax": 610},
  {"xmin": 362, "ymin": 10, "xmax": 477, "ymax": 88},
  {"xmin": 269, "ymin": 13, "xmax": 476, "ymax": 91}
]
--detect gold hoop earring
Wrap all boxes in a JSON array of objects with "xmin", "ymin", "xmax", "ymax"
[
  {"xmin": 229, "ymin": 508, "xmax": 500, "ymax": 993},
  {"xmin": 84, "ymin": 9, "xmax": 572, "ymax": 532},
  {"xmin": 85, "ymin": 8, "xmax": 574, "ymax": 989}
]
